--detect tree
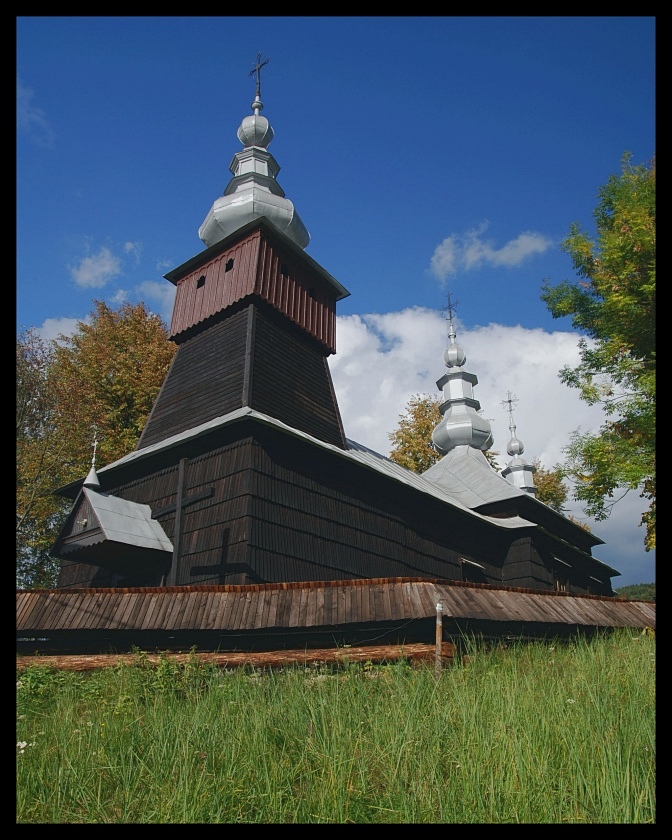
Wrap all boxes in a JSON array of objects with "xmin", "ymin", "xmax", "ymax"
[
  {"xmin": 540, "ymin": 153, "xmax": 655, "ymax": 551},
  {"xmin": 388, "ymin": 394, "xmax": 443, "ymax": 473},
  {"xmin": 388, "ymin": 393, "xmax": 500, "ymax": 473},
  {"xmin": 16, "ymin": 301, "xmax": 177, "ymax": 588},
  {"xmin": 531, "ymin": 461, "xmax": 567, "ymax": 513},
  {"xmin": 16, "ymin": 328, "xmax": 66, "ymax": 588}
]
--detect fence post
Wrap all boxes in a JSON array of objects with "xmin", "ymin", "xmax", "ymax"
[{"xmin": 435, "ymin": 600, "xmax": 443, "ymax": 678}]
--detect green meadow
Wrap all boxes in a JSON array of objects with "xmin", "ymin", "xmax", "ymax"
[{"xmin": 16, "ymin": 630, "xmax": 655, "ymax": 824}]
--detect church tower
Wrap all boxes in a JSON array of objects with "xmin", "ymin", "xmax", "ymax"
[{"xmin": 137, "ymin": 58, "xmax": 348, "ymax": 452}]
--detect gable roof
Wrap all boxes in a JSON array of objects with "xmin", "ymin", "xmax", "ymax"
[{"xmin": 53, "ymin": 488, "xmax": 173, "ymax": 556}]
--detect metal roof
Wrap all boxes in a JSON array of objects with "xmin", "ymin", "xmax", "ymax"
[
  {"xmin": 422, "ymin": 445, "xmax": 524, "ymax": 507},
  {"xmin": 79, "ymin": 489, "xmax": 173, "ymax": 553},
  {"xmin": 81, "ymin": 406, "xmax": 538, "ymax": 534}
]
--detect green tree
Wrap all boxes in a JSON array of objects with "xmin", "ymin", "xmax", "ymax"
[
  {"xmin": 16, "ymin": 301, "xmax": 177, "ymax": 588},
  {"xmin": 532, "ymin": 461, "xmax": 567, "ymax": 513},
  {"xmin": 16, "ymin": 328, "xmax": 66, "ymax": 588},
  {"xmin": 613, "ymin": 582, "xmax": 655, "ymax": 602},
  {"xmin": 541, "ymin": 154, "xmax": 655, "ymax": 551}
]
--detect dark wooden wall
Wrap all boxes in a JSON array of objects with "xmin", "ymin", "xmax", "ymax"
[
  {"xmin": 137, "ymin": 302, "xmax": 346, "ymax": 451},
  {"xmin": 58, "ymin": 423, "xmax": 610, "ymax": 596}
]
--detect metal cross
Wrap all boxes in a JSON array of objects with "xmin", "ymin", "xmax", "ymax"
[
  {"xmin": 250, "ymin": 53, "xmax": 270, "ymax": 99},
  {"xmin": 441, "ymin": 292, "xmax": 459, "ymax": 323},
  {"xmin": 502, "ymin": 391, "xmax": 519, "ymax": 434},
  {"xmin": 501, "ymin": 391, "xmax": 518, "ymax": 414}
]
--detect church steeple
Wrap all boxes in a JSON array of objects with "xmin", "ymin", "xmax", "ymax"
[
  {"xmin": 198, "ymin": 54, "xmax": 310, "ymax": 250},
  {"xmin": 500, "ymin": 391, "xmax": 537, "ymax": 495},
  {"xmin": 430, "ymin": 297, "xmax": 494, "ymax": 456},
  {"xmin": 135, "ymin": 57, "xmax": 349, "ymax": 453}
]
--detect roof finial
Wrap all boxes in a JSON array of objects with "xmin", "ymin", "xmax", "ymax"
[
  {"xmin": 249, "ymin": 52, "xmax": 270, "ymax": 114},
  {"xmin": 502, "ymin": 391, "xmax": 521, "ymax": 454},
  {"xmin": 84, "ymin": 427, "xmax": 101, "ymax": 489},
  {"xmin": 441, "ymin": 292, "xmax": 459, "ymax": 340},
  {"xmin": 440, "ymin": 292, "xmax": 466, "ymax": 369},
  {"xmin": 500, "ymin": 392, "xmax": 537, "ymax": 494},
  {"xmin": 428, "ymin": 294, "xmax": 493, "ymax": 457}
]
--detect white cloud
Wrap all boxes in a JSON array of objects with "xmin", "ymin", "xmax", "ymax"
[
  {"xmin": 69, "ymin": 247, "xmax": 122, "ymax": 289},
  {"xmin": 109, "ymin": 288, "xmax": 131, "ymax": 305},
  {"xmin": 136, "ymin": 280, "xmax": 177, "ymax": 326},
  {"xmin": 16, "ymin": 78, "xmax": 55, "ymax": 147},
  {"xmin": 123, "ymin": 241, "xmax": 143, "ymax": 261},
  {"xmin": 430, "ymin": 223, "xmax": 554, "ymax": 280},
  {"xmin": 330, "ymin": 307, "xmax": 655, "ymax": 587},
  {"xmin": 37, "ymin": 316, "xmax": 88, "ymax": 342}
]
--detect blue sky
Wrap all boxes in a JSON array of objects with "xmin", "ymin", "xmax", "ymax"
[{"xmin": 17, "ymin": 16, "xmax": 656, "ymax": 587}]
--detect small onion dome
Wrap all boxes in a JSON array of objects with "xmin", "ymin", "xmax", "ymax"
[
  {"xmin": 507, "ymin": 433, "xmax": 525, "ymax": 457},
  {"xmin": 444, "ymin": 340, "xmax": 466, "ymax": 368},
  {"xmin": 237, "ymin": 113, "xmax": 274, "ymax": 149}
]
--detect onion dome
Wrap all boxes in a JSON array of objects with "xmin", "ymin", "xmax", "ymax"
[
  {"xmin": 199, "ymin": 55, "xmax": 310, "ymax": 250},
  {"xmin": 431, "ymin": 298, "xmax": 494, "ymax": 455},
  {"xmin": 501, "ymin": 392, "xmax": 537, "ymax": 495}
]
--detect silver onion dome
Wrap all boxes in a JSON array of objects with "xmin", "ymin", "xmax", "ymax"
[
  {"xmin": 198, "ymin": 56, "xmax": 310, "ymax": 250},
  {"xmin": 431, "ymin": 299, "xmax": 494, "ymax": 455}
]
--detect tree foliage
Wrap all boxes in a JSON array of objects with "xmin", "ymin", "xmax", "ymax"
[
  {"xmin": 16, "ymin": 301, "xmax": 177, "ymax": 588},
  {"xmin": 17, "ymin": 328, "xmax": 65, "ymax": 588},
  {"xmin": 613, "ymin": 582, "xmax": 655, "ymax": 602},
  {"xmin": 531, "ymin": 461, "xmax": 567, "ymax": 513},
  {"xmin": 540, "ymin": 154, "xmax": 655, "ymax": 551},
  {"xmin": 388, "ymin": 394, "xmax": 444, "ymax": 473}
]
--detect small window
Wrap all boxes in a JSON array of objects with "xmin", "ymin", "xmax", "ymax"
[
  {"xmin": 280, "ymin": 263, "xmax": 290, "ymax": 277},
  {"xmin": 196, "ymin": 275, "xmax": 206, "ymax": 289},
  {"xmin": 308, "ymin": 287, "xmax": 317, "ymax": 300},
  {"xmin": 225, "ymin": 258, "xmax": 234, "ymax": 272},
  {"xmin": 554, "ymin": 577, "xmax": 568, "ymax": 593}
]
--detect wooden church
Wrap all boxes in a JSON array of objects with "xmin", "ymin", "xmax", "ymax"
[{"xmin": 18, "ymin": 65, "xmax": 654, "ymax": 660}]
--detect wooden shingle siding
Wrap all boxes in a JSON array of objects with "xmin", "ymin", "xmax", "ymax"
[
  {"xmin": 168, "ymin": 227, "xmax": 339, "ymax": 353},
  {"xmin": 138, "ymin": 310, "xmax": 249, "ymax": 449},
  {"xmin": 248, "ymin": 305, "xmax": 345, "ymax": 448},
  {"xmin": 169, "ymin": 234, "xmax": 261, "ymax": 339},
  {"xmin": 140, "ymin": 300, "xmax": 346, "ymax": 452},
  {"xmin": 54, "ymin": 426, "xmax": 609, "ymax": 596}
]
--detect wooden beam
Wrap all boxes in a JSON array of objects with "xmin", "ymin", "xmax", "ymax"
[{"xmin": 16, "ymin": 642, "xmax": 457, "ymax": 672}]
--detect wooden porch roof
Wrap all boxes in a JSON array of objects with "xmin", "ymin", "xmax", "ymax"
[{"xmin": 17, "ymin": 577, "xmax": 655, "ymax": 636}]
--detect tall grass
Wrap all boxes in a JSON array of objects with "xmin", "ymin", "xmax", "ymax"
[{"xmin": 16, "ymin": 630, "xmax": 655, "ymax": 823}]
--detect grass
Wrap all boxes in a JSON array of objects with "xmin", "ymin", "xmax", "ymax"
[{"xmin": 16, "ymin": 629, "xmax": 655, "ymax": 823}]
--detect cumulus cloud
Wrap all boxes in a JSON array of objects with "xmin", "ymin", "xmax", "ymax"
[
  {"xmin": 16, "ymin": 78, "xmax": 55, "ymax": 147},
  {"xmin": 329, "ymin": 307, "xmax": 654, "ymax": 587},
  {"xmin": 69, "ymin": 246, "xmax": 123, "ymax": 289},
  {"xmin": 37, "ymin": 316, "xmax": 89, "ymax": 342},
  {"xmin": 136, "ymin": 280, "xmax": 177, "ymax": 325},
  {"xmin": 430, "ymin": 223, "xmax": 554, "ymax": 281}
]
